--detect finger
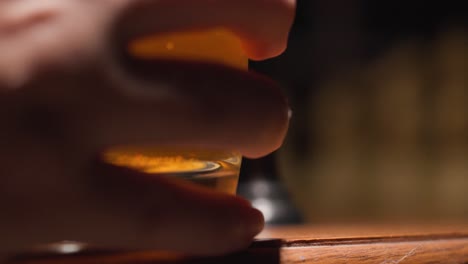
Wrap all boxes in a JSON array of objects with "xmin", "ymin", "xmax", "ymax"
[
  {"xmin": 87, "ymin": 162, "xmax": 265, "ymax": 254},
  {"xmin": 3, "ymin": 162, "xmax": 264, "ymax": 257},
  {"xmin": 0, "ymin": 1, "xmax": 111, "ymax": 88},
  {"xmin": 113, "ymin": 0, "xmax": 296, "ymax": 60},
  {"xmin": 76, "ymin": 60, "xmax": 290, "ymax": 159}
]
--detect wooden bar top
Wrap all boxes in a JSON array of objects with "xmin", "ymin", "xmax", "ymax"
[{"xmin": 9, "ymin": 223, "xmax": 468, "ymax": 264}]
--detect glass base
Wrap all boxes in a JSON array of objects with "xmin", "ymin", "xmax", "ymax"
[{"xmin": 103, "ymin": 147, "xmax": 242, "ymax": 194}]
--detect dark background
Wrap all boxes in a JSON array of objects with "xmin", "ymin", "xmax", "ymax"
[{"xmin": 243, "ymin": 0, "xmax": 468, "ymax": 223}]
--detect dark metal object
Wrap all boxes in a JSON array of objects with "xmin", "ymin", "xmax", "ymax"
[{"xmin": 237, "ymin": 154, "xmax": 302, "ymax": 225}]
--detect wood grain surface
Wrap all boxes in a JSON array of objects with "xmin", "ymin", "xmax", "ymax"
[{"xmin": 7, "ymin": 223, "xmax": 468, "ymax": 264}]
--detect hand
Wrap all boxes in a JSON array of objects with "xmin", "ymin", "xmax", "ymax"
[{"xmin": 0, "ymin": 0, "xmax": 295, "ymax": 260}]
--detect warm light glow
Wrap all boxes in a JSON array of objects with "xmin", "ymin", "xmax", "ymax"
[
  {"xmin": 104, "ymin": 151, "xmax": 220, "ymax": 174},
  {"xmin": 129, "ymin": 28, "xmax": 248, "ymax": 69},
  {"xmin": 165, "ymin": 41, "xmax": 175, "ymax": 50}
]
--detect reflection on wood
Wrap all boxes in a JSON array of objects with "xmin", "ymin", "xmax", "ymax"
[
  {"xmin": 282, "ymin": 239, "xmax": 468, "ymax": 264},
  {"xmin": 9, "ymin": 224, "xmax": 468, "ymax": 264}
]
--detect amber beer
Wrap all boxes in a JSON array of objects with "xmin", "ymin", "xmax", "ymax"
[
  {"xmin": 104, "ymin": 29, "xmax": 248, "ymax": 194},
  {"xmin": 104, "ymin": 148, "xmax": 242, "ymax": 194}
]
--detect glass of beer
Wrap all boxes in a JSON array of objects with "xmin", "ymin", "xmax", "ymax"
[
  {"xmin": 103, "ymin": 28, "xmax": 248, "ymax": 194},
  {"xmin": 6, "ymin": 29, "xmax": 248, "ymax": 263}
]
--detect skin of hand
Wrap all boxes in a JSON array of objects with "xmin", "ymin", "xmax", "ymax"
[{"xmin": 0, "ymin": 0, "xmax": 295, "ymax": 260}]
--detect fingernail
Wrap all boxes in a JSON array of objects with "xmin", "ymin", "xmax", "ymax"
[
  {"xmin": 287, "ymin": 108, "xmax": 293, "ymax": 120},
  {"xmin": 283, "ymin": 95, "xmax": 292, "ymax": 120}
]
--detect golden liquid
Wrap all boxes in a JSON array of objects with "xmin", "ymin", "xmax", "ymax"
[
  {"xmin": 129, "ymin": 28, "xmax": 248, "ymax": 68},
  {"xmin": 105, "ymin": 28, "xmax": 248, "ymax": 194},
  {"xmin": 104, "ymin": 148, "xmax": 242, "ymax": 194}
]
